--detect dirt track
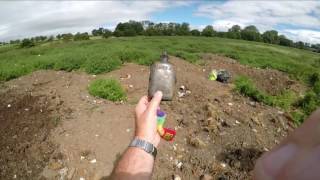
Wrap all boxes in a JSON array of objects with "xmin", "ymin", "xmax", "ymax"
[{"xmin": 0, "ymin": 55, "xmax": 300, "ymax": 179}]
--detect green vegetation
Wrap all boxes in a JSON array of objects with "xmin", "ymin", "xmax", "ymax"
[
  {"xmin": 1, "ymin": 36, "xmax": 319, "ymax": 123},
  {"xmin": 235, "ymin": 75, "xmax": 320, "ymax": 124},
  {"xmin": 234, "ymin": 76, "xmax": 297, "ymax": 110},
  {"xmin": 88, "ymin": 79, "xmax": 126, "ymax": 101}
]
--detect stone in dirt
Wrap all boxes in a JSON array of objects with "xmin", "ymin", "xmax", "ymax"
[
  {"xmin": 200, "ymin": 174, "xmax": 213, "ymax": 180},
  {"xmin": 188, "ymin": 137, "xmax": 207, "ymax": 148}
]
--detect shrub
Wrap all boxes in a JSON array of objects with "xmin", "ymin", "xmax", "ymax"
[
  {"xmin": 54, "ymin": 56, "xmax": 86, "ymax": 72},
  {"xmin": 88, "ymin": 79, "xmax": 126, "ymax": 101},
  {"xmin": 297, "ymin": 91, "xmax": 320, "ymax": 115},
  {"xmin": 20, "ymin": 39, "xmax": 35, "ymax": 48},
  {"xmin": 85, "ymin": 56, "xmax": 122, "ymax": 74}
]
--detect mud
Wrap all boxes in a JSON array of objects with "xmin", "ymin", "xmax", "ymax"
[{"xmin": 0, "ymin": 55, "xmax": 299, "ymax": 180}]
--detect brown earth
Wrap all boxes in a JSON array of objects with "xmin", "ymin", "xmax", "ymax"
[{"xmin": 0, "ymin": 55, "xmax": 301, "ymax": 180}]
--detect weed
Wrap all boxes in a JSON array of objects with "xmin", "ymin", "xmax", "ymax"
[
  {"xmin": 88, "ymin": 79, "xmax": 126, "ymax": 101},
  {"xmin": 85, "ymin": 56, "xmax": 122, "ymax": 74}
]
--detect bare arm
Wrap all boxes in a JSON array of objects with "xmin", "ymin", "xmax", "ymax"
[{"xmin": 111, "ymin": 91, "xmax": 162, "ymax": 180}]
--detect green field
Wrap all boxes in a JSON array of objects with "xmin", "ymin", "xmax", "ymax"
[{"xmin": 1, "ymin": 36, "xmax": 319, "ymax": 123}]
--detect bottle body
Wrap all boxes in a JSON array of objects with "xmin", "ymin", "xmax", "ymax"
[{"xmin": 148, "ymin": 61, "xmax": 176, "ymax": 101}]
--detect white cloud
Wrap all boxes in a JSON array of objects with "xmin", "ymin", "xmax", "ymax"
[
  {"xmin": 280, "ymin": 29, "xmax": 320, "ymax": 44},
  {"xmin": 196, "ymin": 1, "xmax": 320, "ymax": 43},
  {"xmin": 0, "ymin": 1, "xmax": 183, "ymax": 41}
]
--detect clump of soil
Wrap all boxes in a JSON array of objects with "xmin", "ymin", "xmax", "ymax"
[{"xmin": 0, "ymin": 91, "xmax": 60, "ymax": 179}]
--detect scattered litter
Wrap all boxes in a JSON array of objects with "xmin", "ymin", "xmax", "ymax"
[
  {"xmin": 90, "ymin": 159, "xmax": 97, "ymax": 164},
  {"xmin": 173, "ymin": 175, "xmax": 181, "ymax": 180},
  {"xmin": 173, "ymin": 145, "xmax": 177, "ymax": 151},
  {"xmin": 176, "ymin": 162, "xmax": 183, "ymax": 169},
  {"xmin": 220, "ymin": 163, "xmax": 227, "ymax": 168},
  {"xmin": 178, "ymin": 85, "xmax": 191, "ymax": 98},
  {"xmin": 120, "ymin": 74, "xmax": 131, "ymax": 80},
  {"xmin": 208, "ymin": 69, "xmax": 231, "ymax": 83},
  {"xmin": 58, "ymin": 167, "xmax": 68, "ymax": 179},
  {"xmin": 7, "ymin": 104, "xmax": 11, "ymax": 108},
  {"xmin": 80, "ymin": 156, "xmax": 85, "ymax": 160}
]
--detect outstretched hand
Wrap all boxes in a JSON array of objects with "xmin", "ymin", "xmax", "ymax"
[
  {"xmin": 254, "ymin": 109, "xmax": 320, "ymax": 180},
  {"xmin": 134, "ymin": 91, "xmax": 163, "ymax": 147}
]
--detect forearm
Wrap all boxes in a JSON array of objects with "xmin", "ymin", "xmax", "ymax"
[{"xmin": 111, "ymin": 147, "xmax": 154, "ymax": 180}]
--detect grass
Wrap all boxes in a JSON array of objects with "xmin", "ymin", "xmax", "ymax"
[
  {"xmin": 235, "ymin": 76, "xmax": 320, "ymax": 124},
  {"xmin": 0, "ymin": 36, "xmax": 319, "ymax": 83},
  {"xmin": 88, "ymin": 79, "xmax": 126, "ymax": 101},
  {"xmin": 1, "ymin": 36, "xmax": 319, "ymax": 123}
]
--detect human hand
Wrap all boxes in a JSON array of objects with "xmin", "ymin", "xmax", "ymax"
[
  {"xmin": 134, "ymin": 91, "xmax": 162, "ymax": 147},
  {"xmin": 254, "ymin": 109, "xmax": 320, "ymax": 180}
]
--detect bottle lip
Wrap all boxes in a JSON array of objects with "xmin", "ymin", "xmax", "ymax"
[{"xmin": 161, "ymin": 52, "xmax": 169, "ymax": 63}]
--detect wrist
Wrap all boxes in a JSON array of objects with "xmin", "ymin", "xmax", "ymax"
[
  {"xmin": 135, "ymin": 134, "xmax": 159, "ymax": 148},
  {"xmin": 129, "ymin": 137, "xmax": 158, "ymax": 159}
]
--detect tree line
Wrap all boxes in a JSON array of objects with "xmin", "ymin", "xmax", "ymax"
[{"xmin": 1, "ymin": 20, "xmax": 319, "ymax": 53}]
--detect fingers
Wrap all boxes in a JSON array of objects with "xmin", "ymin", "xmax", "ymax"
[
  {"xmin": 135, "ymin": 96, "xmax": 148, "ymax": 117},
  {"xmin": 146, "ymin": 91, "xmax": 163, "ymax": 114}
]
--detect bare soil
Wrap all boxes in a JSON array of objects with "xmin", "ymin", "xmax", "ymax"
[{"xmin": 0, "ymin": 55, "xmax": 300, "ymax": 180}]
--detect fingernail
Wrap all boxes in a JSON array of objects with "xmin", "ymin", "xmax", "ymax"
[
  {"xmin": 155, "ymin": 91, "xmax": 163, "ymax": 97},
  {"xmin": 262, "ymin": 144, "xmax": 298, "ymax": 177}
]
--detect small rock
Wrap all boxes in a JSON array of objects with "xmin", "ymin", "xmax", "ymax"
[
  {"xmin": 58, "ymin": 167, "xmax": 68, "ymax": 179},
  {"xmin": 200, "ymin": 174, "xmax": 213, "ymax": 180},
  {"xmin": 80, "ymin": 177, "xmax": 85, "ymax": 180},
  {"xmin": 173, "ymin": 174, "xmax": 181, "ymax": 180},
  {"xmin": 252, "ymin": 128, "xmax": 258, "ymax": 133},
  {"xmin": 178, "ymin": 92, "xmax": 185, "ymax": 98},
  {"xmin": 80, "ymin": 156, "xmax": 85, "ymax": 160},
  {"xmin": 249, "ymin": 101, "xmax": 256, "ymax": 107},
  {"xmin": 228, "ymin": 103, "xmax": 233, "ymax": 106},
  {"xmin": 188, "ymin": 137, "xmax": 206, "ymax": 148},
  {"xmin": 95, "ymin": 134, "xmax": 99, "ymax": 137},
  {"xmin": 12, "ymin": 135, "xmax": 17, "ymax": 139},
  {"xmin": 235, "ymin": 120, "xmax": 240, "ymax": 124},
  {"xmin": 179, "ymin": 85, "xmax": 186, "ymax": 91},
  {"xmin": 25, "ymin": 108, "xmax": 29, "ymax": 111},
  {"xmin": 90, "ymin": 159, "xmax": 97, "ymax": 164},
  {"xmin": 13, "ymin": 174, "xmax": 17, "ymax": 179},
  {"xmin": 48, "ymin": 161, "xmax": 63, "ymax": 170},
  {"xmin": 126, "ymin": 128, "xmax": 131, "ymax": 133},
  {"xmin": 263, "ymin": 147, "xmax": 269, "ymax": 152},
  {"xmin": 220, "ymin": 163, "xmax": 227, "ymax": 168},
  {"xmin": 186, "ymin": 90, "xmax": 191, "ymax": 94},
  {"xmin": 67, "ymin": 167, "xmax": 75, "ymax": 179},
  {"xmin": 176, "ymin": 162, "xmax": 183, "ymax": 169},
  {"xmin": 128, "ymin": 84, "xmax": 133, "ymax": 88},
  {"xmin": 7, "ymin": 104, "xmax": 11, "ymax": 108}
]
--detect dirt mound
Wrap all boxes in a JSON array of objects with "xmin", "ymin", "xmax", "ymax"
[
  {"xmin": 0, "ymin": 91, "xmax": 61, "ymax": 179},
  {"xmin": 0, "ymin": 55, "xmax": 300, "ymax": 180},
  {"xmin": 202, "ymin": 54, "xmax": 305, "ymax": 95}
]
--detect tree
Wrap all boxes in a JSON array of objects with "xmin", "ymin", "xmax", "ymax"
[
  {"xmin": 47, "ymin": 35, "xmax": 54, "ymax": 42},
  {"xmin": 227, "ymin": 25, "xmax": 241, "ymax": 39},
  {"xmin": 262, "ymin": 30, "xmax": 279, "ymax": 44},
  {"xmin": 20, "ymin": 38, "xmax": 35, "ymax": 48},
  {"xmin": 295, "ymin": 41, "xmax": 305, "ymax": 49},
  {"xmin": 113, "ymin": 21, "xmax": 143, "ymax": 37},
  {"xmin": 102, "ymin": 29, "xmax": 112, "ymax": 38},
  {"xmin": 73, "ymin": 32, "xmax": 90, "ymax": 41},
  {"xmin": 56, "ymin": 34, "xmax": 62, "ymax": 40},
  {"xmin": 61, "ymin": 33, "xmax": 73, "ymax": 41},
  {"xmin": 278, "ymin": 35, "xmax": 293, "ymax": 47},
  {"xmin": 201, "ymin": 25, "xmax": 216, "ymax": 37},
  {"xmin": 176, "ymin": 22, "xmax": 190, "ymax": 35},
  {"xmin": 92, "ymin": 27, "xmax": 104, "ymax": 36},
  {"xmin": 190, "ymin": 29, "xmax": 201, "ymax": 36},
  {"xmin": 241, "ymin": 25, "xmax": 262, "ymax": 41}
]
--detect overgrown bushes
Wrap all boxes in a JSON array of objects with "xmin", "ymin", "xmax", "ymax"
[{"xmin": 88, "ymin": 79, "xmax": 126, "ymax": 101}]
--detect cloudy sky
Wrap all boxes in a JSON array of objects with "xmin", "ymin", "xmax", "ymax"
[{"xmin": 0, "ymin": 1, "xmax": 319, "ymax": 44}]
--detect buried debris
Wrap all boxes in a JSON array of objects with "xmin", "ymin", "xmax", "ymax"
[{"xmin": 208, "ymin": 69, "xmax": 231, "ymax": 83}]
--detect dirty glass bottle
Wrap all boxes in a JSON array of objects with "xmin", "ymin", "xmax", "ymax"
[{"xmin": 148, "ymin": 52, "xmax": 176, "ymax": 101}]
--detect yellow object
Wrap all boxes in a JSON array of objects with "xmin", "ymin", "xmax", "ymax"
[{"xmin": 209, "ymin": 70, "xmax": 217, "ymax": 81}]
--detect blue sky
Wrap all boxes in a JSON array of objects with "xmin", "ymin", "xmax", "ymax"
[{"xmin": 0, "ymin": 1, "xmax": 319, "ymax": 43}]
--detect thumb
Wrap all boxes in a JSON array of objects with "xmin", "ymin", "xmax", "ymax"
[{"xmin": 147, "ymin": 91, "xmax": 163, "ymax": 114}]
